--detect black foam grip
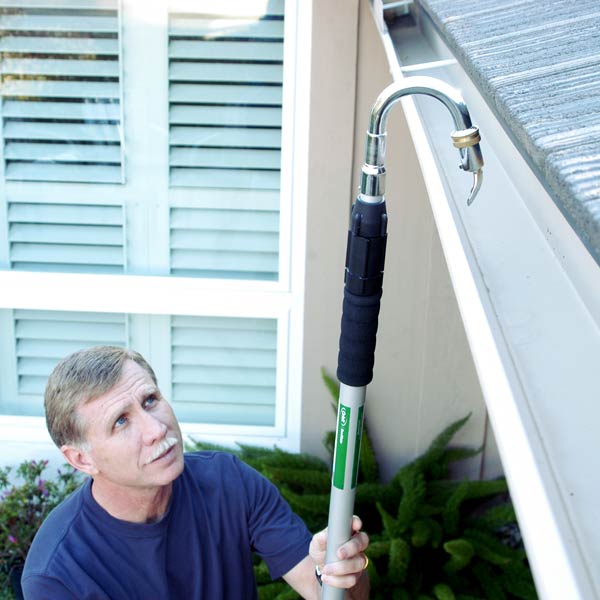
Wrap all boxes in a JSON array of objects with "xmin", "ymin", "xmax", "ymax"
[{"xmin": 337, "ymin": 287, "xmax": 383, "ymax": 387}]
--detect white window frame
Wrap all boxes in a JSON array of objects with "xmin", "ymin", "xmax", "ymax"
[{"xmin": 0, "ymin": 0, "xmax": 312, "ymax": 453}]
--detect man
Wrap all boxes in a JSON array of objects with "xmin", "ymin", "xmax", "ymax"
[{"xmin": 22, "ymin": 346, "xmax": 369, "ymax": 599}]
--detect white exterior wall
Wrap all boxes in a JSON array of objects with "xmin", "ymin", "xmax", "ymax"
[{"xmin": 300, "ymin": 0, "xmax": 499, "ymax": 482}]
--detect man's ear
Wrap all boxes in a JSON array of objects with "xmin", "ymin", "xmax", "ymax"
[{"xmin": 61, "ymin": 444, "xmax": 99, "ymax": 477}]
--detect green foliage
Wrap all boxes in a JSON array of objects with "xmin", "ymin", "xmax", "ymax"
[
  {"xmin": 0, "ymin": 460, "xmax": 82, "ymax": 598},
  {"xmin": 187, "ymin": 372, "xmax": 537, "ymax": 600}
]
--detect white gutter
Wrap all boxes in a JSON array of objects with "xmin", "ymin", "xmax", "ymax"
[{"xmin": 372, "ymin": 4, "xmax": 600, "ymax": 599}]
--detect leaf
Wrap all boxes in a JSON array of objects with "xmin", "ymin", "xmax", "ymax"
[
  {"xmin": 365, "ymin": 539, "xmax": 391, "ymax": 559},
  {"xmin": 502, "ymin": 573, "xmax": 538, "ymax": 600},
  {"xmin": 322, "ymin": 430, "xmax": 336, "ymax": 460},
  {"xmin": 470, "ymin": 504, "xmax": 516, "ymax": 532},
  {"xmin": 443, "ymin": 481, "xmax": 470, "ymax": 537},
  {"xmin": 258, "ymin": 582, "xmax": 290, "ymax": 600},
  {"xmin": 464, "ymin": 479, "xmax": 508, "ymax": 500},
  {"xmin": 443, "ymin": 539, "xmax": 475, "ymax": 574},
  {"xmin": 465, "ymin": 528, "xmax": 514, "ymax": 567},
  {"xmin": 184, "ymin": 439, "xmax": 239, "ymax": 455},
  {"xmin": 472, "ymin": 562, "xmax": 507, "ymax": 600},
  {"xmin": 416, "ymin": 415, "xmax": 471, "ymax": 473},
  {"xmin": 359, "ymin": 420, "xmax": 380, "ymax": 483},
  {"xmin": 274, "ymin": 587, "xmax": 301, "ymax": 600},
  {"xmin": 264, "ymin": 468, "xmax": 330, "ymax": 494},
  {"xmin": 433, "ymin": 583, "xmax": 456, "ymax": 600},
  {"xmin": 321, "ymin": 368, "xmax": 340, "ymax": 413},
  {"xmin": 396, "ymin": 465, "xmax": 426, "ymax": 532},
  {"xmin": 388, "ymin": 537, "xmax": 411, "ymax": 585},
  {"xmin": 411, "ymin": 518, "xmax": 442, "ymax": 548},
  {"xmin": 377, "ymin": 501, "xmax": 402, "ymax": 539},
  {"xmin": 254, "ymin": 561, "xmax": 271, "ymax": 585},
  {"xmin": 436, "ymin": 446, "xmax": 483, "ymax": 478}
]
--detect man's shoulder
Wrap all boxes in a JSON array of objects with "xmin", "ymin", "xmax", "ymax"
[{"xmin": 23, "ymin": 480, "xmax": 88, "ymax": 576}]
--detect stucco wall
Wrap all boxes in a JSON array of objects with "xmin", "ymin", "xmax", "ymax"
[{"xmin": 300, "ymin": 0, "xmax": 500, "ymax": 481}]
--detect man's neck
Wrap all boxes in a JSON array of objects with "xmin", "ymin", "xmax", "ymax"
[{"xmin": 90, "ymin": 479, "xmax": 173, "ymax": 523}]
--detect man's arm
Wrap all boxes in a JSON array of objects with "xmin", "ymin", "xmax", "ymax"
[
  {"xmin": 22, "ymin": 574, "xmax": 79, "ymax": 600},
  {"xmin": 283, "ymin": 515, "xmax": 370, "ymax": 600}
]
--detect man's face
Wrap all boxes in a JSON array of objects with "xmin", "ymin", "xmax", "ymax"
[{"xmin": 76, "ymin": 359, "xmax": 184, "ymax": 492}]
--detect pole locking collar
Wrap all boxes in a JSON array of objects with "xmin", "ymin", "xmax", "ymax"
[{"xmin": 451, "ymin": 126, "xmax": 481, "ymax": 149}]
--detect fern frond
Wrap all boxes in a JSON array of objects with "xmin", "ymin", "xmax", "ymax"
[
  {"xmin": 433, "ymin": 583, "xmax": 456, "ymax": 600},
  {"xmin": 377, "ymin": 501, "xmax": 402, "ymax": 539},
  {"xmin": 443, "ymin": 539, "xmax": 475, "ymax": 574},
  {"xmin": 472, "ymin": 562, "xmax": 506, "ymax": 600},
  {"xmin": 411, "ymin": 518, "xmax": 443, "ymax": 548},
  {"xmin": 443, "ymin": 481, "xmax": 470, "ymax": 536},
  {"xmin": 388, "ymin": 537, "xmax": 411, "ymax": 585},
  {"xmin": 185, "ymin": 440, "xmax": 239, "ymax": 455},
  {"xmin": 465, "ymin": 528, "xmax": 514, "ymax": 567},
  {"xmin": 416, "ymin": 415, "xmax": 471, "ymax": 473},
  {"xmin": 264, "ymin": 468, "xmax": 330, "ymax": 494},
  {"xmin": 254, "ymin": 561, "xmax": 271, "ymax": 585},
  {"xmin": 323, "ymin": 430, "xmax": 336, "ymax": 460},
  {"xmin": 396, "ymin": 465, "xmax": 427, "ymax": 532},
  {"xmin": 274, "ymin": 588, "xmax": 301, "ymax": 600},
  {"xmin": 359, "ymin": 421, "xmax": 379, "ymax": 483},
  {"xmin": 321, "ymin": 368, "xmax": 340, "ymax": 413},
  {"xmin": 258, "ymin": 582, "xmax": 289, "ymax": 600},
  {"xmin": 470, "ymin": 503, "xmax": 516, "ymax": 532}
]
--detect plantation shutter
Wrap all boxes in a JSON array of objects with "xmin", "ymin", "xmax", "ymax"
[
  {"xmin": 7, "ymin": 199, "xmax": 124, "ymax": 273},
  {"xmin": 14, "ymin": 309, "xmax": 127, "ymax": 397},
  {"xmin": 0, "ymin": 0, "xmax": 297, "ymax": 436},
  {"xmin": 170, "ymin": 315, "xmax": 277, "ymax": 426},
  {"xmin": 168, "ymin": 0, "xmax": 284, "ymax": 280},
  {"xmin": 0, "ymin": 0, "xmax": 123, "ymax": 184}
]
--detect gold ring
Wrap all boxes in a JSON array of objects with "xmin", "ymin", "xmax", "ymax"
[{"xmin": 363, "ymin": 554, "xmax": 369, "ymax": 570}]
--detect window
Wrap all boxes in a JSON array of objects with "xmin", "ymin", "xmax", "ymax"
[{"xmin": 0, "ymin": 0, "xmax": 308, "ymax": 448}]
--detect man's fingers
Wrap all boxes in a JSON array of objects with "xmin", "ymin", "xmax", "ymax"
[
  {"xmin": 321, "ymin": 552, "xmax": 368, "ymax": 589},
  {"xmin": 312, "ymin": 527, "xmax": 328, "ymax": 551},
  {"xmin": 336, "ymin": 531, "xmax": 369, "ymax": 560},
  {"xmin": 321, "ymin": 571, "xmax": 362, "ymax": 590},
  {"xmin": 322, "ymin": 554, "xmax": 366, "ymax": 577},
  {"xmin": 351, "ymin": 515, "xmax": 363, "ymax": 532}
]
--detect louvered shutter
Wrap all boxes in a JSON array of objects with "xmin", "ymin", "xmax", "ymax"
[
  {"xmin": 171, "ymin": 315, "xmax": 277, "ymax": 426},
  {"xmin": 168, "ymin": 0, "xmax": 284, "ymax": 280},
  {"xmin": 0, "ymin": 0, "xmax": 123, "ymax": 184},
  {"xmin": 8, "ymin": 199, "xmax": 124, "ymax": 273},
  {"xmin": 14, "ymin": 309, "xmax": 127, "ymax": 396}
]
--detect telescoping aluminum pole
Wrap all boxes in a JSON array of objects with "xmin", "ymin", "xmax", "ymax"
[{"xmin": 322, "ymin": 76, "xmax": 484, "ymax": 600}]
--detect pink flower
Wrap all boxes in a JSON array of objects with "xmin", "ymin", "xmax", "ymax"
[
  {"xmin": 8, "ymin": 535, "xmax": 17, "ymax": 544},
  {"xmin": 37, "ymin": 479, "xmax": 49, "ymax": 498}
]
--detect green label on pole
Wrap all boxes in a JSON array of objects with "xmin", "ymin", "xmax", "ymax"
[
  {"xmin": 351, "ymin": 405, "xmax": 364, "ymax": 489},
  {"xmin": 333, "ymin": 404, "xmax": 351, "ymax": 489}
]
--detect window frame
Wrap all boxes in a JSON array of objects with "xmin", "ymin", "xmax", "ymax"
[{"xmin": 0, "ymin": 0, "xmax": 311, "ymax": 453}]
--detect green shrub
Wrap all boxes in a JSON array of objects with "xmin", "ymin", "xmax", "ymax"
[
  {"xmin": 189, "ymin": 371, "xmax": 537, "ymax": 600},
  {"xmin": 0, "ymin": 460, "xmax": 81, "ymax": 598}
]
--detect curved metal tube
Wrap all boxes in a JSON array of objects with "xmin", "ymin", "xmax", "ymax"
[{"xmin": 360, "ymin": 75, "xmax": 484, "ymax": 204}]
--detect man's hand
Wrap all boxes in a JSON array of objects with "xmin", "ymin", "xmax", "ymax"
[{"xmin": 309, "ymin": 515, "xmax": 370, "ymax": 597}]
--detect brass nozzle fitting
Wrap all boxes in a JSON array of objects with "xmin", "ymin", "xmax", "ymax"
[{"xmin": 451, "ymin": 126, "xmax": 481, "ymax": 149}]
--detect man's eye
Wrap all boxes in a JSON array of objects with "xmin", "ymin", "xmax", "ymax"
[
  {"xmin": 115, "ymin": 415, "xmax": 127, "ymax": 428},
  {"xmin": 143, "ymin": 394, "xmax": 158, "ymax": 409}
]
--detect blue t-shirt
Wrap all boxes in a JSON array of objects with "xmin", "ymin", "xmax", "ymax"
[{"xmin": 22, "ymin": 452, "xmax": 312, "ymax": 599}]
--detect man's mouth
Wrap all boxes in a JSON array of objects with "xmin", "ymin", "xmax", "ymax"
[{"xmin": 146, "ymin": 437, "xmax": 178, "ymax": 465}]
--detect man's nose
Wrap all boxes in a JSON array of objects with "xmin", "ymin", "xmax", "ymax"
[{"xmin": 140, "ymin": 410, "xmax": 167, "ymax": 445}]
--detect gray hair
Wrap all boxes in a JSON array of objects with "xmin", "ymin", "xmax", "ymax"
[{"xmin": 44, "ymin": 346, "xmax": 157, "ymax": 448}]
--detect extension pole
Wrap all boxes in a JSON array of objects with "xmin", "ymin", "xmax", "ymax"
[
  {"xmin": 322, "ymin": 76, "xmax": 484, "ymax": 600},
  {"xmin": 323, "ymin": 194, "xmax": 387, "ymax": 600}
]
